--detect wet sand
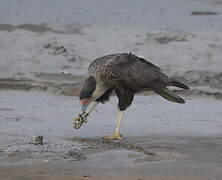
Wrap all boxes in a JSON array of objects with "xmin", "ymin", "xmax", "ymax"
[{"xmin": 0, "ymin": 90, "xmax": 222, "ymax": 179}]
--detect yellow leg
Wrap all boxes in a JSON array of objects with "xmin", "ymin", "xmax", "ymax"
[{"xmin": 103, "ymin": 110, "xmax": 124, "ymax": 140}]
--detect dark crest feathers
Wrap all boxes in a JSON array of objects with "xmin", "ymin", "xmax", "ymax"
[{"xmin": 79, "ymin": 76, "xmax": 96, "ymax": 100}]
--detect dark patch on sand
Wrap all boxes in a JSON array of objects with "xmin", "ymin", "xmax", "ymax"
[
  {"xmin": 0, "ymin": 23, "xmax": 86, "ymax": 35},
  {"xmin": 64, "ymin": 151, "xmax": 86, "ymax": 161},
  {"xmin": 0, "ymin": 24, "xmax": 60, "ymax": 33},
  {"xmin": 5, "ymin": 116, "xmax": 23, "ymax": 122},
  {"xmin": 146, "ymin": 33, "xmax": 188, "ymax": 45},
  {"xmin": 33, "ymin": 73, "xmax": 84, "ymax": 82},
  {"xmin": 0, "ymin": 78, "xmax": 36, "ymax": 91},
  {"xmin": 0, "ymin": 108, "xmax": 14, "ymax": 112},
  {"xmin": 68, "ymin": 137, "xmax": 155, "ymax": 156},
  {"xmin": 191, "ymin": 11, "xmax": 220, "ymax": 16},
  {"xmin": 155, "ymin": 36, "xmax": 187, "ymax": 45},
  {"xmin": 0, "ymin": 77, "xmax": 84, "ymax": 96},
  {"xmin": 43, "ymin": 42, "xmax": 68, "ymax": 55}
]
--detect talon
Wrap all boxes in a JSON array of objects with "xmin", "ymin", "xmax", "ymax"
[
  {"xmin": 73, "ymin": 113, "xmax": 88, "ymax": 129},
  {"xmin": 82, "ymin": 112, "xmax": 89, "ymax": 122}
]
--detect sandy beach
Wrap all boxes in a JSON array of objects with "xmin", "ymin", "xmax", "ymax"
[
  {"xmin": 0, "ymin": 0, "xmax": 222, "ymax": 179},
  {"xmin": 0, "ymin": 91, "xmax": 222, "ymax": 180}
]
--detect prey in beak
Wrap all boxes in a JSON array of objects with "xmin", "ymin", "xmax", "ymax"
[
  {"xmin": 73, "ymin": 75, "xmax": 104, "ymax": 129},
  {"xmin": 73, "ymin": 98, "xmax": 92, "ymax": 129},
  {"xmin": 73, "ymin": 76, "xmax": 97, "ymax": 129},
  {"xmin": 73, "ymin": 112, "xmax": 89, "ymax": 129}
]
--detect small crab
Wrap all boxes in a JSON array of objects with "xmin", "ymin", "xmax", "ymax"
[
  {"xmin": 31, "ymin": 135, "xmax": 43, "ymax": 145},
  {"xmin": 73, "ymin": 112, "xmax": 89, "ymax": 129}
]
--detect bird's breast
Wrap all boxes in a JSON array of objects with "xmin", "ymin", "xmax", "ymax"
[{"xmin": 91, "ymin": 78, "xmax": 109, "ymax": 99}]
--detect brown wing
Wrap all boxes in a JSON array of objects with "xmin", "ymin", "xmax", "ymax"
[{"xmin": 108, "ymin": 53, "xmax": 171, "ymax": 91}]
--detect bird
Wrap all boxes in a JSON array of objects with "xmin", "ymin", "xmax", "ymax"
[{"xmin": 74, "ymin": 52, "xmax": 189, "ymax": 140}]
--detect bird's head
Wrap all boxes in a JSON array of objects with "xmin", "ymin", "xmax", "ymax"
[{"xmin": 79, "ymin": 76, "xmax": 96, "ymax": 112}]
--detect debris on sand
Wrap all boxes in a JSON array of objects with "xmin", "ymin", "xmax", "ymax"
[
  {"xmin": 146, "ymin": 32, "xmax": 187, "ymax": 45},
  {"xmin": 5, "ymin": 116, "xmax": 22, "ymax": 121},
  {"xmin": 64, "ymin": 151, "xmax": 86, "ymax": 161},
  {"xmin": 191, "ymin": 11, "xmax": 219, "ymax": 16},
  {"xmin": 31, "ymin": 135, "xmax": 43, "ymax": 145},
  {"xmin": 43, "ymin": 42, "xmax": 68, "ymax": 55},
  {"xmin": 0, "ymin": 23, "xmax": 60, "ymax": 33},
  {"xmin": 155, "ymin": 36, "xmax": 186, "ymax": 44},
  {"xmin": 69, "ymin": 137, "xmax": 155, "ymax": 156}
]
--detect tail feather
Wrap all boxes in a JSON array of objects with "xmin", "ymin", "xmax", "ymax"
[
  {"xmin": 156, "ymin": 88, "xmax": 185, "ymax": 104},
  {"xmin": 171, "ymin": 79, "xmax": 189, "ymax": 89}
]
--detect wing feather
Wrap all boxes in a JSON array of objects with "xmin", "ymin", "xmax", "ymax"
[
  {"xmin": 111, "ymin": 54, "xmax": 171, "ymax": 91},
  {"xmin": 88, "ymin": 53, "xmax": 171, "ymax": 91}
]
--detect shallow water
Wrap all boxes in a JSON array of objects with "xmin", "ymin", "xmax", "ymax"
[{"xmin": 0, "ymin": 90, "xmax": 221, "ymax": 140}]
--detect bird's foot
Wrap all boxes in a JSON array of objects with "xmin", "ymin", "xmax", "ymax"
[
  {"xmin": 73, "ymin": 112, "xmax": 89, "ymax": 129},
  {"xmin": 102, "ymin": 132, "xmax": 123, "ymax": 140}
]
